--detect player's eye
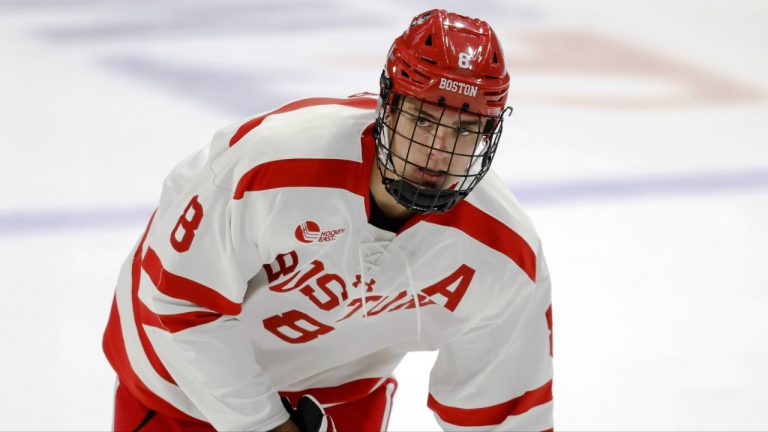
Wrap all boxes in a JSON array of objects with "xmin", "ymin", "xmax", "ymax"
[
  {"xmin": 457, "ymin": 127, "xmax": 473, "ymax": 137},
  {"xmin": 415, "ymin": 117, "xmax": 431, "ymax": 127}
]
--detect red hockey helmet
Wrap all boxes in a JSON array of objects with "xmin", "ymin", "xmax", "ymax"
[
  {"xmin": 374, "ymin": 10, "xmax": 512, "ymax": 213},
  {"xmin": 385, "ymin": 9, "xmax": 510, "ymax": 117}
]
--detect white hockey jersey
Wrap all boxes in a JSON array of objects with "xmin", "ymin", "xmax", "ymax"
[{"xmin": 103, "ymin": 95, "xmax": 553, "ymax": 431}]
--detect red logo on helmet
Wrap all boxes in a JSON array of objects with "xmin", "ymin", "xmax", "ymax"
[
  {"xmin": 295, "ymin": 221, "xmax": 346, "ymax": 243},
  {"xmin": 295, "ymin": 221, "xmax": 321, "ymax": 243}
]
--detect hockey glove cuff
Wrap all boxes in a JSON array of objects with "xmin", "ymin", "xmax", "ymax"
[{"xmin": 280, "ymin": 395, "xmax": 335, "ymax": 432}]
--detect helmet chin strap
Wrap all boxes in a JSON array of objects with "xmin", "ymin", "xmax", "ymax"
[{"xmin": 383, "ymin": 177, "xmax": 464, "ymax": 214}]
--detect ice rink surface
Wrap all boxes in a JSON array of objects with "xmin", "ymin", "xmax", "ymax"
[{"xmin": 1, "ymin": 0, "xmax": 767, "ymax": 430}]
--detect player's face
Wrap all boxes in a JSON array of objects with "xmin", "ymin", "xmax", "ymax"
[{"xmin": 387, "ymin": 97, "xmax": 487, "ymax": 191}]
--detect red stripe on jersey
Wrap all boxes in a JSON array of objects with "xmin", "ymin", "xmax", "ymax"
[
  {"xmin": 104, "ymin": 296, "xmax": 202, "ymax": 422},
  {"xmin": 233, "ymin": 158, "xmax": 366, "ymax": 200},
  {"xmin": 279, "ymin": 377, "xmax": 384, "ymax": 407},
  {"xmin": 129, "ymin": 214, "xmax": 176, "ymax": 385},
  {"xmin": 141, "ymin": 247, "xmax": 242, "ymax": 316},
  {"xmin": 103, "ymin": 214, "xmax": 201, "ymax": 422},
  {"xmin": 229, "ymin": 96, "xmax": 377, "ymax": 147},
  {"xmin": 546, "ymin": 304, "xmax": 553, "ymax": 357},
  {"xmin": 360, "ymin": 123, "xmax": 376, "ymax": 219},
  {"xmin": 140, "ymin": 301, "xmax": 223, "ymax": 334},
  {"xmin": 403, "ymin": 200, "xmax": 537, "ymax": 281},
  {"xmin": 427, "ymin": 379, "xmax": 553, "ymax": 427}
]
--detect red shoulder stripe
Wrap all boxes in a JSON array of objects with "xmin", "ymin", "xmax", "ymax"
[
  {"xmin": 141, "ymin": 247, "xmax": 242, "ymax": 316},
  {"xmin": 233, "ymin": 123, "xmax": 376, "ymax": 218},
  {"xmin": 403, "ymin": 200, "xmax": 537, "ymax": 281},
  {"xmin": 233, "ymin": 158, "xmax": 367, "ymax": 200},
  {"xmin": 229, "ymin": 97, "xmax": 377, "ymax": 147},
  {"xmin": 427, "ymin": 379, "xmax": 553, "ymax": 427}
]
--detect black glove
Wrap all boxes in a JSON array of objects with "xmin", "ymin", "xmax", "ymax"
[{"xmin": 281, "ymin": 395, "xmax": 335, "ymax": 432}]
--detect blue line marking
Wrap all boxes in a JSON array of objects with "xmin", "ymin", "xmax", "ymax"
[
  {"xmin": 511, "ymin": 168, "xmax": 768, "ymax": 204},
  {"xmin": 0, "ymin": 206, "xmax": 154, "ymax": 237},
  {"xmin": 2, "ymin": 169, "xmax": 767, "ymax": 237}
]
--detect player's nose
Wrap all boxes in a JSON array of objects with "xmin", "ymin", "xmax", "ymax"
[
  {"xmin": 431, "ymin": 126, "xmax": 453, "ymax": 152},
  {"xmin": 426, "ymin": 129, "xmax": 452, "ymax": 169}
]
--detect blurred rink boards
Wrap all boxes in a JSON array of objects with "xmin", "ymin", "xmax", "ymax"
[{"xmin": 1, "ymin": 1, "xmax": 767, "ymax": 430}]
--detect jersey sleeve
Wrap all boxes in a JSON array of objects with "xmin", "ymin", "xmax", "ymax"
[
  {"xmin": 135, "ymin": 142, "xmax": 289, "ymax": 430},
  {"xmin": 427, "ymin": 254, "xmax": 554, "ymax": 431}
]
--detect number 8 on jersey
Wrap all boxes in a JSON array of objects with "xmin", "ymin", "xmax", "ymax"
[{"xmin": 170, "ymin": 195, "xmax": 204, "ymax": 253}]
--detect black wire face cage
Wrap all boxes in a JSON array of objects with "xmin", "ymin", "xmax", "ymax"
[{"xmin": 373, "ymin": 75, "xmax": 512, "ymax": 214}]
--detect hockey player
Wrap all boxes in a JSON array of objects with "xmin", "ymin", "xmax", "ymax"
[{"xmin": 103, "ymin": 9, "xmax": 553, "ymax": 432}]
